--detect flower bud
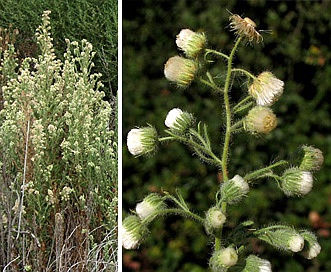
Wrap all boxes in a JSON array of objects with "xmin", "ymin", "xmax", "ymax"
[
  {"xmin": 165, "ymin": 108, "xmax": 195, "ymax": 134},
  {"xmin": 299, "ymin": 145, "xmax": 324, "ymax": 172},
  {"xmin": 135, "ymin": 193, "xmax": 166, "ymax": 219},
  {"xmin": 122, "ymin": 215, "xmax": 148, "ymax": 249},
  {"xmin": 127, "ymin": 126, "xmax": 158, "ymax": 156},
  {"xmin": 209, "ymin": 247, "xmax": 238, "ymax": 272},
  {"xmin": 281, "ymin": 168, "xmax": 313, "ymax": 196},
  {"xmin": 204, "ymin": 206, "xmax": 226, "ymax": 235},
  {"xmin": 221, "ymin": 175, "xmax": 250, "ymax": 204},
  {"xmin": 300, "ymin": 230, "xmax": 321, "ymax": 259},
  {"xmin": 257, "ymin": 228, "xmax": 304, "ymax": 253},
  {"xmin": 176, "ymin": 29, "xmax": 207, "ymax": 58},
  {"xmin": 242, "ymin": 255, "xmax": 272, "ymax": 272},
  {"xmin": 164, "ymin": 56, "xmax": 198, "ymax": 88},
  {"xmin": 244, "ymin": 106, "xmax": 277, "ymax": 134},
  {"xmin": 249, "ymin": 72, "xmax": 284, "ymax": 106}
]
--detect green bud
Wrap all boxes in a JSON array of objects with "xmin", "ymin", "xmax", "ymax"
[
  {"xmin": 221, "ymin": 175, "xmax": 250, "ymax": 204},
  {"xmin": 122, "ymin": 215, "xmax": 149, "ymax": 250},
  {"xmin": 257, "ymin": 227, "xmax": 304, "ymax": 253},
  {"xmin": 209, "ymin": 247, "xmax": 238, "ymax": 272},
  {"xmin": 242, "ymin": 255, "xmax": 272, "ymax": 272},
  {"xmin": 165, "ymin": 108, "xmax": 195, "ymax": 134},
  {"xmin": 299, "ymin": 145, "xmax": 324, "ymax": 172},
  {"xmin": 204, "ymin": 206, "xmax": 226, "ymax": 235},
  {"xmin": 135, "ymin": 193, "xmax": 166, "ymax": 219},
  {"xmin": 176, "ymin": 29, "xmax": 207, "ymax": 58}
]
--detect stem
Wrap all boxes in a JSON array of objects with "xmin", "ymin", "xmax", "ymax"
[
  {"xmin": 221, "ymin": 37, "xmax": 242, "ymax": 181},
  {"xmin": 205, "ymin": 49, "xmax": 230, "ymax": 60},
  {"xmin": 160, "ymin": 132, "xmax": 223, "ymax": 168},
  {"xmin": 244, "ymin": 160, "xmax": 288, "ymax": 181},
  {"xmin": 143, "ymin": 208, "xmax": 205, "ymax": 226},
  {"xmin": 231, "ymin": 68, "xmax": 256, "ymax": 80}
]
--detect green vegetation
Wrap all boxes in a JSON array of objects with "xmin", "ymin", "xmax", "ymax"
[
  {"xmin": 0, "ymin": 9, "xmax": 117, "ymax": 272},
  {"xmin": 123, "ymin": 1, "xmax": 331, "ymax": 271}
]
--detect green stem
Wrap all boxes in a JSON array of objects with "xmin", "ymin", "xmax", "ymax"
[
  {"xmin": 231, "ymin": 68, "xmax": 256, "ymax": 80},
  {"xmin": 143, "ymin": 208, "xmax": 205, "ymax": 226},
  {"xmin": 244, "ymin": 160, "xmax": 288, "ymax": 181},
  {"xmin": 161, "ymin": 131, "xmax": 223, "ymax": 168},
  {"xmin": 221, "ymin": 37, "xmax": 242, "ymax": 181},
  {"xmin": 205, "ymin": 48, "xmax": 230, "ymax": 60}
]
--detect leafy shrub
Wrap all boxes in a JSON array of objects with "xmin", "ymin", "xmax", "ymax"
[{"xmin": 0, "ymin": 11, "xmax": 117, "ymax": 271}]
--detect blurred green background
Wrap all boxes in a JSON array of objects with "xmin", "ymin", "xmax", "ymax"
[{"xmin": 123, "ymin": 0, "xmax": 331, "ymax": 271}]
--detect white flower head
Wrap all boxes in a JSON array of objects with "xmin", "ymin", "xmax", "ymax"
[
  {"xmin": 122, "ymin": 215, "xmax": 148, "ymax": 250},
  {"xmin": 249, "ymin": 72, "xmax": 284, "ymax": 106},
  {"xmin": 176, "ymin": 29, "xmax": 207, "ymax": 58},
  {"xmin": 165, "ymin": 108, "xmax": 195, "ymax": 134},
  {"xmin": 164, "ymin": 56, "xmax": 198, "ymax": 88},
  {"xmin": 288, "ymin": 234, "xmax": 305, "ymax": 252},
  {"xmin": 281, "ymin": 168, "xmax": 313, "ymax": 196},
  {"xmin": 244, "ymin": 106, "xmax": 277, "ymax": 134},
  {"xmin": 300, "ymin": 230, "xmax": 321, "ymax": 259},
  {"xmin": 135, "ymin": 193, "xmax": 166, "ymax": 219},
  {"xmin": 209, "ymin": 247, "xmax": 238, "ymax": 272},
  {"xmin": 127, "ymin": 126, "xmax": 158, "ymax": 157},
  {"xmin": 204, "ymin": 206, "xmax": 226, "ymax": 235}
]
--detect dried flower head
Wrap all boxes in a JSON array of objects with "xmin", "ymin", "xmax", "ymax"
[
  {"xmin": 300, "ymin": 145, "xmax": 324, "ymax": 172},
  {"xmin": 229, "ymin": 14, "xmax": 263, "ymax": 44}
]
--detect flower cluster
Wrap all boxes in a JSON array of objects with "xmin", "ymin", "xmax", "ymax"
[{"xmin": 125, "ymin": 12, "xmax": 323, "ymax": 272}]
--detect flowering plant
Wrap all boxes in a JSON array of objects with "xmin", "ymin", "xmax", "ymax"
[{"xmin": 124, "ymin": 13, "xmax": 323, "ymax": 271}]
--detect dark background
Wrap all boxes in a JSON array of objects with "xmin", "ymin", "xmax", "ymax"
[{"xmin": 123, "ymin": 0, "xmax": 331, "ymax": 271}]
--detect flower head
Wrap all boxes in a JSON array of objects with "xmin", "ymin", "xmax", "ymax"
[
  {"xmin": 300, "ymin": 230, "xmax": 321, "ymax": 259},
  {"xmin": 204, "ymin": 206, "xmax": 227, "ymax": 235},
  {"xmin": 300, "ymin": 145, "xmax": 324, "ymax": 172},
  {"xmin": 249, "ymin": 72, "xmax": 284, "ymax": 106},
  {"xmin": 244, "ymin": 106, "xmax": 277, "ymax": 134},
  {"xmin": 221, "ymin": 175, "xmax": 250, "ymax": 204},
  {"xmin": 229, "ymin": 14, "xmax": 263, "ymax": 44},
  {"xmin": 135, "ymin": 193, "xmax": 166, "ymax": 219},
  {"xmin": 243, "ymin": 255, "xmax": 272, "ymax": 272},
  {"xmin": 209, "ymin": 247, "xmax": 238, "ymax": 272},
  {"xmin": 122, "ymin": 215, "xmax": 148, "ymax": 249},
  {"xmin": 176, "ymin": 29, "xmax": 207, "ymax": 58},
  {"xmin": 257, "ymin": 228, "xmax": 304, "ymax": 253},
  {"xmin": 127, "ymin": 126, "xmax": 158, "ymax": 156},
  {"xmin": 164, "ymin": 56, "xmax": 198, "ymax": 88},
  {"xmin": 165, "ymin": 108, "xmax": 195, "ymax": 134},
  {"xmin": 281, "ymin": 168, "xmax": 313, "ymax": 196}
]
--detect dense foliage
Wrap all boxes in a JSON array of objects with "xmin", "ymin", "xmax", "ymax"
[
  {"xmin": 123, "ymin": 1, "xmax": 331, "ymax": 271},
  {"xmin": 0, "ymin": 0, "xmax": 118, "ymax": 99},
  {"xmin": 0, "ymin": 10, "xmax": 117, "ymax": 271}
]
